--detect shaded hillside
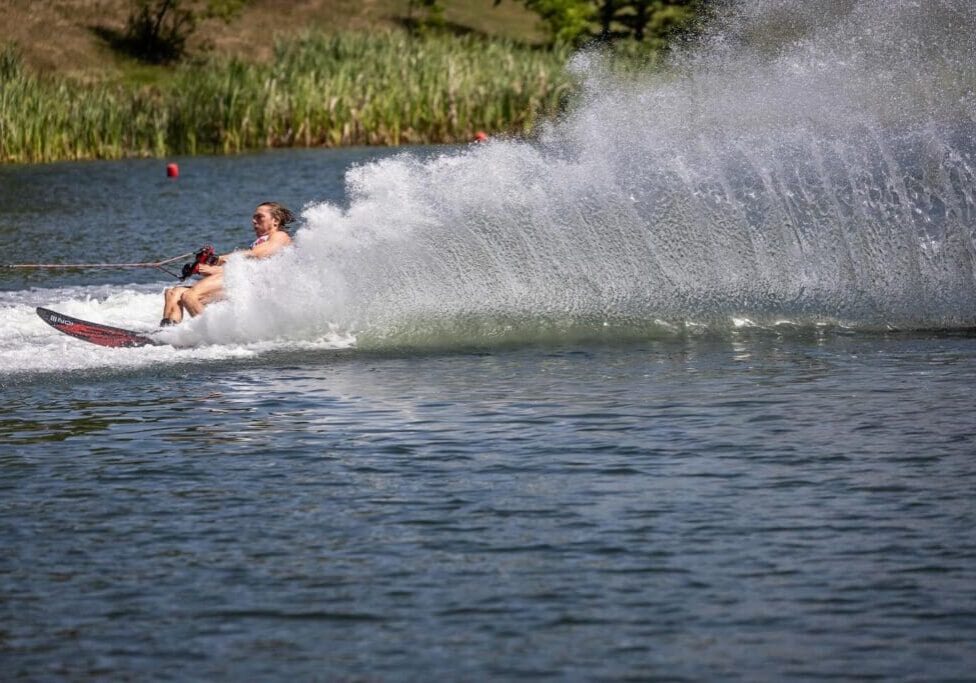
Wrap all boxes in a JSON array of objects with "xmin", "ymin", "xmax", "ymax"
[{"xmin": 0, "ymin": 0, "xmax": 544, "ymax": 78}]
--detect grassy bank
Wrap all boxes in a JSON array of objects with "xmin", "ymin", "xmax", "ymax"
[{"xmin": 1, "ymin": 32, "xmax": 573, "ymax": 163}]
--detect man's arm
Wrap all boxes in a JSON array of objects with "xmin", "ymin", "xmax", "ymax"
[{"xmin": 213, "ymin": 233, "xmax": 291, "ymax": 266}]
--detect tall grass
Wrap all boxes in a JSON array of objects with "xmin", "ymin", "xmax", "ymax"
[{"xmin": 1, "ymin": 33, "xmax": 574, "ymax": 163}]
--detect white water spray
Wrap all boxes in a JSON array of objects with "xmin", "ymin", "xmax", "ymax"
[{"xmin": 197, "ymin": 0, "xmax": 976, "ymax": 348}]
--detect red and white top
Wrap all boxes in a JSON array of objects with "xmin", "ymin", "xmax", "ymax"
[{"xmin": 251, "ymin": 234, "xmax": 270, "ymax": 248}]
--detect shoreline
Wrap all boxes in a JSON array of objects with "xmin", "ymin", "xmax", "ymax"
[{"xmin": 1, "ymin": 33, "xmax": 574, "ymax": 165}]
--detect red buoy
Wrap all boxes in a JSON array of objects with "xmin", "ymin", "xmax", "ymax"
[
  {"xmin": 166, "ymin": 163, "xmax": 179, "ymax": 178},
  {"xmin": 473, "ymin": 131, "xmax": 488, "ymax": 143}
]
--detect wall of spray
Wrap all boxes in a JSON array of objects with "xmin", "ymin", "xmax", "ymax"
[{"xmin": 191, "ymin": 0, "xmax": 976, "ymax": 348}]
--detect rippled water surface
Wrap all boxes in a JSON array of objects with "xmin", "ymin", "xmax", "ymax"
[
  {"xmin": 3, "ymin": 334, "xmax": 975, "ymax": 680},
  {"xmin": 4, "ymin": 0, "xmax": 976, "ymax": 665}
]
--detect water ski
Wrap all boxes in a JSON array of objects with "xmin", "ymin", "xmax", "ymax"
[{"xmin": 36, "ymin": 307, "xmax": 162, "ymax": 348}]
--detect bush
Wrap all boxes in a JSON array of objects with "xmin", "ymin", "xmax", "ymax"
[
  {"xmin": 121, "ymin": 0, "xmax": 247, "ymax": 64},
  {"xmin": 124, "ymin": 0, "xmax": 196, "ymax": 63}
]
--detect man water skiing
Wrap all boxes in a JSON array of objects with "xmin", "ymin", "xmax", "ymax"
[{"xmin": 161, "ymin": 202, "xmax": 294, "ymax": 325}]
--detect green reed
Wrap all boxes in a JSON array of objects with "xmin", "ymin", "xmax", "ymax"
[{"xmin": 1, "ymin": 34, "xmax": 574, "ymax": 163}]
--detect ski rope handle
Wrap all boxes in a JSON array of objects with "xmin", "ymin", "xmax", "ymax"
[{"xmin": 179, "ymin": 245, "xmax": 219, "ymax": 280}]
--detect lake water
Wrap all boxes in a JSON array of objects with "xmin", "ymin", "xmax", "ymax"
[
  {"xmin": 2, "ymin": 145, "xmax": 975, "ymax": 681},
  {"xmin": 4, "ymin": 0, "xmax": 976, "ymax": 677}
]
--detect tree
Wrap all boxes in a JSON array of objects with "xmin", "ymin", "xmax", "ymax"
[
  {"xmin": 499, "ymin": 0, "xmax": 596, "ymax": 45},
  {"xmin": 495, "ymin": 0, "xmax": 707, "ymax": 47},
  {"xmin": 122, "ymin": 0, "xmax": 248, "ymax": 63},
  {"xmin": 615, "ymin": 0, "xmax": 703, "ymax": 46}
]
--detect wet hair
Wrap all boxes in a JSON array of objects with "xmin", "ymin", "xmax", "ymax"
[{"xmin": 258, "ymin": 202, "xmax": 296, "ymax": 231}]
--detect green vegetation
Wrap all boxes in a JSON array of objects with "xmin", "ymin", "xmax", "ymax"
[
  {"xmin": 496, "ymin": 0, "xmax": 708, "ymax": 47},
  {"xmin": 0, "ymin": 1, "xmax": 709, "ymax": 163},
  {"xmin": 1, "ymin": 33, "xmax": 573, "ymax": 163}
]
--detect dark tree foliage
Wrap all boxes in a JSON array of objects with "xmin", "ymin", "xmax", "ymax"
[
  {"xmin": 121, "ymin": 0, "xmax": 247, "ymax": 64},
  {"xmin": 495, "ymin": 0, "xmax": 709, "ymax": 47}
]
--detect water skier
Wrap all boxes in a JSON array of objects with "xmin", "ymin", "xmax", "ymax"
[{"xmin": 161, "ymin": 202, "xmax": 294, "ymax": 325}]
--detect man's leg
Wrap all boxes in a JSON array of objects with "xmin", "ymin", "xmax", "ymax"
[
  {"xmin": 181, "ymin": 275, "xmax": 224, "ymax": 317},
  {"xmin": 162, "ymin": 286, "xmax": 189, "ymax": 324}
]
